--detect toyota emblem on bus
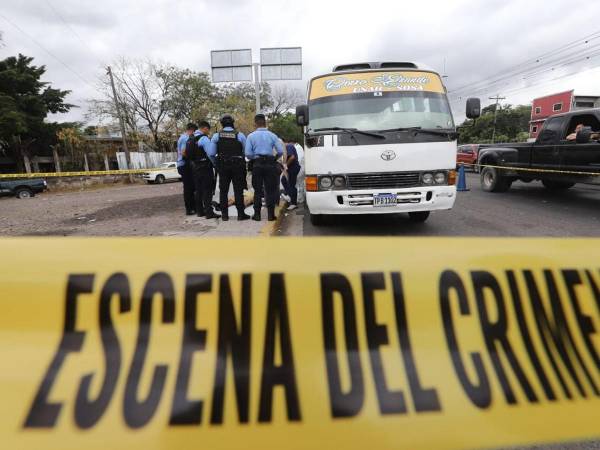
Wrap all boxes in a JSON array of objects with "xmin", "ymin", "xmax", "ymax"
[{"xmin": 381, "ymin": 150, "xmax": 396, "ymax": 161}]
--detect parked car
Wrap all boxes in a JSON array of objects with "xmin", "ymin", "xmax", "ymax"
[
  {"xmin": 142, "ymin": 162, "xmax": 181, "ymax": 184},
  {"xmin": 477, "ymin": 108, "xmax": 600, "ymax": 192},
  {"xmin": 0, "ymin": 178, "xmax": 47, "ymax": 198},
  {"xmin": 457, "ymin": 144, "xmax": 481, "ymax": 172}
]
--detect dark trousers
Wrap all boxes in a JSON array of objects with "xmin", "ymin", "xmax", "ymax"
[
  {"xmin": 219, "ymin": 161, "xmax": 246, "ymax": 213},
  {"xmin": 178, "ymin": 164, "xmax": 195, "ymax": 213},
  {"xmin": 191, "ymin": 161, "xmax": 215, "ymax": 215},
  {"xmin": 281, "ymin": 164, "xmax": 300, "ymax": 205},
  {"xmin": 252, "ymin": 158, "xmax": 279, "ymax": 212}
]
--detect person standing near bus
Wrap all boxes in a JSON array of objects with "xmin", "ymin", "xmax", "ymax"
[
  {"xmin": 176, "ymin": 122, "xmax": 197, "ymax": 215},
  {"xmin": 245, "ymin": 114, "xmax": 283, "ymax": 221},
  {"xmin": 281, "ymin": 138, "xmax": 301, "ymax": 210}
]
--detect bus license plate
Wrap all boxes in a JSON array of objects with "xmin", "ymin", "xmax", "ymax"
[{"xmin": 373, "ymin": 193, "xmax": 397, "ymax": 207}]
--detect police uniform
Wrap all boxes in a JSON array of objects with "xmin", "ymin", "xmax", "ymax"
[
  {"xmin": 176, "ymin": 133, "xmax": 196, "ymax": 215},
  {"xmin": 187, "ymin": 131, "xmax": 219, "ymax": 218},
  {"xmin": 209, "ymin": 118, "xmax": 249, "ymax": 221},
  {"xmin": 245, "ymin": 121, "xmax": 284, "ymax": 221}
]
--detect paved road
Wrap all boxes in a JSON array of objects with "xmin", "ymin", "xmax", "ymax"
[{"xmin": 285, "ymin": 173, "xmax": 600, "ymax": 237}]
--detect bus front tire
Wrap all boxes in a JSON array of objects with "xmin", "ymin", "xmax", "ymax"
[
  {"xmin": 310, "ymin": 213, "xmax": 326, "ymax": 226},
  {"xmin": 408, "ymin": 211, "xmax": 430, "ymax": 223}
]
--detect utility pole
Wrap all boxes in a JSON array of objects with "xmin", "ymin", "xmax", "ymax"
[
  {"xmin": 107, "ymin": 66, "xmax": 133, "ymax": 181},
  {"xmin": 489, "ymin": 94, "xmax": 506, "ymax": 144},
  {"xmin": 253, "ymin": 63, "xmax": 261, "ymax": 114}
]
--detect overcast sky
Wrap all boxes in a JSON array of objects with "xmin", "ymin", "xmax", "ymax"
[{"xmin": 2, "ymin": 0, "xmax": 600, "ymax": 124}]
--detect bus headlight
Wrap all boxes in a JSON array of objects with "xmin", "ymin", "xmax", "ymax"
[
  {"xmin": 434, "ymin": 172, "xmax": 447, "ymax": 184},
  {"xmin": 333, "ymin": 176, "xmax": 346, "ymax": 189},
  {"xmin": 422, "ymin": 173, "xmax": 434, "ymax": 185},
  {"xmin": 319, "ymin": 176, "xmax": 333, "ymax": 189}
]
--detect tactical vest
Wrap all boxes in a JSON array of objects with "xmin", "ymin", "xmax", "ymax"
[
  {"xmin": 217, "ymin": 131, "xmax": 244, "ymax": 160},
  {"xmin": 187, "ymin": 134, "xmax": 209, "ymax": 163}
]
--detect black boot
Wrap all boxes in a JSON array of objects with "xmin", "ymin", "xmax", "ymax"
[
  {"xmin": 205, "ymin": 210, "xmax": 221, "ymax": 219},
  {"xmin": 267, "ymin": 207, "xmax": 277, "ymax": 222},
  {"xmin": 221, "ymin": 211, "xmax": 229, "ymax": 221},
  {"xmin": 186, "ymin": 209, "xmax": 196, "ymax": 216},
  {"xmin": 238, "ymin": 210, "xmax": 251, "ymax": 221},
  {"xmin": 252, "ymin": 210, "xmax": 261, "ymax": 221}
]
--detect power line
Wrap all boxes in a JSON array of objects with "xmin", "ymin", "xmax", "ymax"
[
  {"xmin": 43, "ymin": 0, "xmax": 98, "ymax": 59},
  {"xmin": 0, "ymin": 12, "xmax": 98, "ymax": 90},
  {"xmin": 448, "ymin": 29, "xmax": 600, "ymax": 97},
  {"xmin": 449, "ymin": 54, "xmax": 600, "ymax": 108}
]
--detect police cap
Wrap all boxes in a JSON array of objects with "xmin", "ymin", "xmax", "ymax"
[{"xmin": 220, "ymin": 114, "xmax": 235, "ymax": 127}]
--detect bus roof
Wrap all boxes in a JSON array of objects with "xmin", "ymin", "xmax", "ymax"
[{"xmin": 331, "ymin": 61, "xmax": 436, "ymax": 73}]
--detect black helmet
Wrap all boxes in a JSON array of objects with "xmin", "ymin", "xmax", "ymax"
[{"xmin": 220, "ymin": 114, "xmax": 234, "ymax": 127}]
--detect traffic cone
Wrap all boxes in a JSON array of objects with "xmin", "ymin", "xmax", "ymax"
[{"xmin": 457, "ymin": 164, "xmax": 469, "ymax": 192}]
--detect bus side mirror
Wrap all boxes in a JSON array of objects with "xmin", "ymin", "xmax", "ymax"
[
  {"xmin": 576, "ymin": 126, "xmax": 592, "ymax": 144},
  {"xmin": 466, "ymin": 98, "xmax": 481, "ymax": 119},
  {"xmin": 296, "ymin": 104, "xmax": 309, "ymax": 127}
]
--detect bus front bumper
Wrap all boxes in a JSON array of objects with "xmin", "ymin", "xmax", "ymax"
[{"xmin": 306, "ymin": 186, "xmax": 456, "ymax": 215}]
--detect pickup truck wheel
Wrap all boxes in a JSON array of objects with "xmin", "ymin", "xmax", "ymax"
[
  {"xmin": 155, "ymin": 174, "xmax": 166, "ymax": 184},
  {"xmin": 408, "ymin": 211, "xmax": 430, "ymax": 222},
  {"xmin": 481, "ymin": 166, "xmax": 512, "ymax": 193},
  {"xmin": 15, "ymin": 187, "xmax": 35, "ymax": 199},
  {"xmin": 542, "ymin": 180, "xmax": 575, "ymax": 190}
]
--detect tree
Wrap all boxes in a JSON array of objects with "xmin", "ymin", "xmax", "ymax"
[
  {"xmin": 162, "ymin": 69, "xmax": 214, "ymax": 128},
  {"xmin": 268, "ymin": 84, "xmax": 303, "ymax": 117},
  {"xmin": 269, "ymin": 113, "xmax": 304, "ymax": 143},
  {"xmin": 0, "ymin": 54, "xmax": 73, "ymax": 170},
  {"xmin": 88, "ymin": 58, "xmax": 177, "ymax": 146},
  {"xmin": 458, "ymin": 104, "xmax": 532, "ymax": 144}
]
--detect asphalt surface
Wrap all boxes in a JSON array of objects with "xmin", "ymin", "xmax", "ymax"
[{"xmin": 289, "ymin": 172, "xmax": 600, "ymax": 237}]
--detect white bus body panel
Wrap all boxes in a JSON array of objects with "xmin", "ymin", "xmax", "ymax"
[{"xmin": 305, "ymin": 139, "xmax": 457, "ymax": 215}]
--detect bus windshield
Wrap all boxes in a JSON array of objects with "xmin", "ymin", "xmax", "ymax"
[
  {"xmin": 308, "ymin": 92, "xmax": 454, "ymax": 131},
  {"xmin": 307, "ymin": 70, "xmax": 454, "ymax": 132}
]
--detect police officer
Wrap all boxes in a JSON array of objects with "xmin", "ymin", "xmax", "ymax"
[
  {"xmin": 187, "ymin": 120, "xmax": 220, "ymax": 219},
  {"xmin": 176, "ymin": 122, "xmax": 197, "ymax": 215},
  {"xmin": 208, "ymin": 114, "xmax": 250, "ymax": 221},
  {"xmin": 245, "ymin": 114, "xmax": 283, "ymax": 221}
]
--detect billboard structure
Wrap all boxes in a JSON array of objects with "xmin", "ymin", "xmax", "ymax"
[
  {"xmin": 260, "ymin": 47, "xmax": 302, "ymax": 81},
  {"xmin": 210, "ymin": 49, "xmax": 253, "ymax": 83},
  {"xmin": 210, "ymin": 47, "xmax": 303, "ymax": 113}
]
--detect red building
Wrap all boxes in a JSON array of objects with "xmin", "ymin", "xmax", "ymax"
[{"xmin": 529, "ymin": 90, "xmax": 600, "ymax": 138}]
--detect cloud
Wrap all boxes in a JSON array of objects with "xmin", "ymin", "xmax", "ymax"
[{"xmin": 0, "ymin": 0, "xmax": 599, "ymax": 124}]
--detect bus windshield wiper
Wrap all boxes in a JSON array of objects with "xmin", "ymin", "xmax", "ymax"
[
  {"xmin": 310, "ymin": 127, "xmax": 386, "ymax": 139},
  {"xmin": 379, "ymin": 127, "xmax": 458, "ymax": 137}
]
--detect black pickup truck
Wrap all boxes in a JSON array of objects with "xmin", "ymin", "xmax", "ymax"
[
  {"xmin": 0, "ymin": 178, "xmax": 47, "ymax": 198},
  {"xmin": 477, "ymin": 108, "xmax": 600, "ymax": 192}
]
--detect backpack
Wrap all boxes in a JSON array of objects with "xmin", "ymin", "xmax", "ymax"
[{"xmin": 185, "ymin": 134, "xmax": 208, "ymax": 162}]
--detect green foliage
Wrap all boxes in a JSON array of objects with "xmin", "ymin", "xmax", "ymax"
[
  {"xmin": 0, "ymin": 54, "xmax": 73, "ymax": 166},
  {"xmin": 269, "ymin": 113, "xmax": 304, "ymax": 143},
  {"xmin": 458, "ymin": 104, "xmax": 532, "ymax": 144}
]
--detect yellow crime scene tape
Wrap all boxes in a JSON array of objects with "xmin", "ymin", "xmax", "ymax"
[
  {"xmin": 0, "ymin": 168, "xmax": 163, "ymax": 179},
  {"xmin": 461, "ymin": 162, "xmax": 600, "ymax": 177},
  {"xmin": 1, "ymin": 238, "xmax": 599, "ymax": 450}
]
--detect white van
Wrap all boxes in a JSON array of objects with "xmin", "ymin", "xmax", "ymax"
[{"xmin": 296, "ymin": 62, "xmax": 480, "ymax": 225}]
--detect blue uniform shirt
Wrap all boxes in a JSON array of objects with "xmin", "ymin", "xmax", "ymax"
[
  {"xmin": 245, "ymin": 128, "xmax": 283, "ymax": 159},
  {"xmin": 285, "ymin": 143, "xmax": 300, "ymax": 168},
  {"xmin": 209, "ymin": 127, "xmax": 247, "ymax": 158},
  {"xmin": 176, "ymin": 133, "xmax": 190, "ymax": 167}
]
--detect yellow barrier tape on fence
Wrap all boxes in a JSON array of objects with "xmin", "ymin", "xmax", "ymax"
[
  {"xmin": 1, "ymin": 238, "xmax": 599, "ymax": 450},
  {"xmin": 460, "ymin": 162, "xmax": 600, "ymax": 177},
  {"xmin": 0, "ymin": 168, "xmax": 164, "ymax": 179}
]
